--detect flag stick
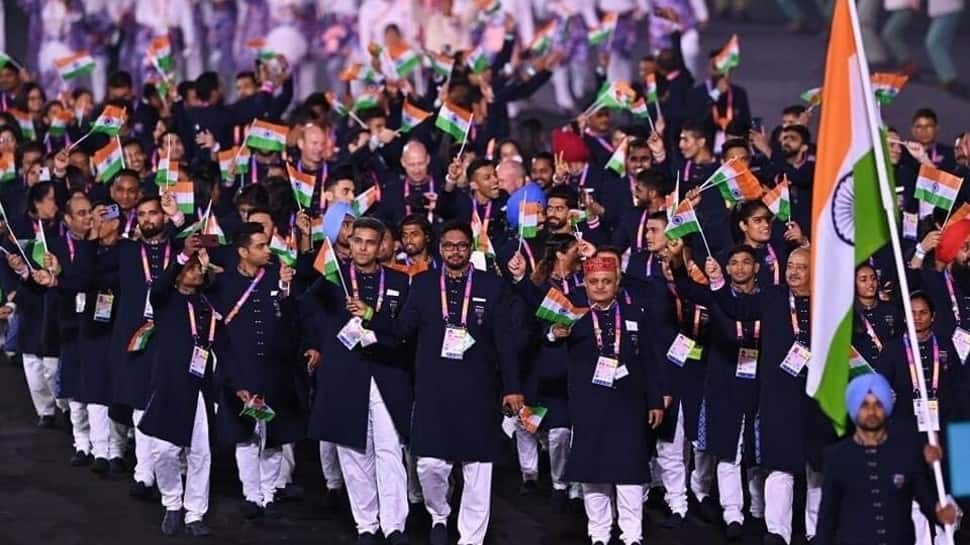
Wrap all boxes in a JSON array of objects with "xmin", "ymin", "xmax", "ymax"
[
  {"xmin": 643, "ymin": 106, "xmax": 656, "ymax": 134},
  {"xmin": 579, "ymin": 94, "xmax": 605, "ymax": 118},
  {"xmin": 347, "ymin": 110, "xmax": 369, "ymax": 130},
  {"xmin": 66, "ymin": 130, "xmax": 92, "ymax": 152},
  {"xmin": 0, "ymin": 199, "xmax": 32, "ymax": 271},
  {"xmin": 37, "ymin": 219, "xmax": 49, "ymax": 270},
  {"xmin": 846, "ymin": 2, "xmax": 955, "ymax": 542},
  {"xmin": 457, "ymin": 113, "xmax": 475, "ymax": 158},
  {"xmin": 330, "ymin": 238, "xmax": 350, "ymax": 297},
  {"xmin": 686, "ymin": 199, "xmax": 712, "ymax": 258},
  {"xmin": 116, "ymin": 135, "xmax": 126, "ymax": 169}
]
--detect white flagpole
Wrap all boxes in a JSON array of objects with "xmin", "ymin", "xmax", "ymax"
[{"xmin": 846, "ymin": 1, "xmax": 955, "ymax": 542}]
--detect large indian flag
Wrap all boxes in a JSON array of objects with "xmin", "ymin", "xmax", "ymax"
[{"xmin": 808, "ymin": 0, "xmax": 893, "ymax": 436}]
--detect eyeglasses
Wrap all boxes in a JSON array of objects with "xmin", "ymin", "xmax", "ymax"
[{"xmin": 441, "ymin": 241, "xmax": 471, "ymax": 252}]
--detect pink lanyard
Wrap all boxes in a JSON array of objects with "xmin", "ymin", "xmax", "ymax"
[
  {"xmin": 520, "ymin": 239, "xmax": 536, "ymax": 271},
  {"xmin": 945, "ymin": 270, "xmax": 963, "ymax": 326},
  {"xmin": 349, "ymin": 265, "xmax": 386, "ymax": 312},
  {"xmin": 590, "ymin": 302, "xmax": 622, "ymax": 356},
  {"xmin": 736, "ymin": 320, "xmax": 761, "ymax": 345},
  {"xmin": 636, "ymin": 209, "xmax": 648, "ymax": 252},
  {"xmin": 766, "ymin": 244, "xmax": 779, "ymax": 285},
  {"xmin": 187, "ymin": 300, "xmax": 217, "ymax": 347},
  {"xmin": 224, "ymin": 269, "xmax": 266, "ymax": 324},
  {"xmin": 440, "ymin": 269, "xmax": 473, "ymax": 326},
  {"xmin": 140, "ymin": 243, "xmax": 171, "ymax": 285},
  {"xmin": 859, "ymin": 310, "xmax": 884, "ymax": 352},
  {"xmin": 903, "ymin": 334, "xmax": 940, "ymax": 396}
]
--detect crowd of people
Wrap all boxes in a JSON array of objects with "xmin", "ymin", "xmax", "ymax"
[{"xmin": 0, "ymin": 1, "xmax": 969, "ymax": 545}]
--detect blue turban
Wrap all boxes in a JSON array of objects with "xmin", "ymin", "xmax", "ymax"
[
  {"xmin": 845, "ymin": 373, "xmax": 895, "ymax": 424},
  {"xmin": 322, "ymin": 201, "xmax": 353, "ymax": 244},
  {"xmin": 505, "ymin": 182, "xmax": 547, "ymax": 230}
]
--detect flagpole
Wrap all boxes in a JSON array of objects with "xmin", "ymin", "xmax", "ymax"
[
  {"xmin": 686, "ymin": 199, "xmax": 712, "ymax": 258},
  {"xmin": 66, "ymin": 130, "xmax": 92, "ymax": 152},
  {"xmin": 329, "ymin": 236, "xmax": 350, "ymax": 297},
  {"xmin": 846, "ymin": 1, "xmax": 954, "ymax": 540},
  {"xmin": 116, "ymin": 135, "xmax": 126, "ymax": 169},
  {"xmin": 0, "ymin": 199, "xmax": 32, "ymax": 271},
  {"xmin": 347, "ymin": 110, "xmax": 369, "ymax": 130},
  {"xmin": 941, "ymin": 177, "xmax": 965, "ymax": 227},
  {"xmin": 457, "ymin": 113, "xmax": 475, "ymax": 158}
]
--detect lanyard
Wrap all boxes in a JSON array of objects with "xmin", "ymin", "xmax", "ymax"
[
  {"xmin": 682, "ymin": 161, "xmax": 691, "ymax": 182},
  {"xmin": 404, "ymin": 177, "xmax": 435, "ymax": 220},
  {"xmin": 636, "ymin": 209, "xmax": 648, "ymax": 252},
  {"xmin": 124, "ymin": 211, "xmax": 136, "ymax": 238},
  {"xmin": 765, "ymin": 244, "xmax": 780, "ymax": 285},
  {"xmin": 474, "ymin": 198, "xmax": 492, "ymax": 240},
  {"xmin": 585, "ymin": 129, "xmax": 614, "ymax": 153},
  {"xmin": 629, "ymin": 175, "xmax": 638, "ymax": 206},
  {"xmin": 140, "ymin": 242, "xmax": 171, "ymax": 285},
  {"xmin": 521, "ymin": 240, "xmax": 536, "ymax": 271},
  {"xmin": 670, "ymin": 285, "xmax": 703, "ymax": 338},
  {"xmin": 859, "ymin": 309, "xmax": 885, "ymax": 352},
  {"xmin": 66, "ymin": 235, "xmax": 76, "ymax": 263},
  {"xmin": 225, "ymin": 269, "xmax": 265, "ymax": 324},
  {"xmin": 709, "ymin": 83, "xmax": 733, "ymax": 130},
  {"xmin": 944, "ymin": 270, "xmax": 963, "ymax": 326},
  {"xmin": 903, "ymin": 334, "xmax": 940, "ymax": 396},
  {"xmin": 789, "ymin": 292, "xmax": 801, "ymax": 337},
  {"xmin": 187, "ymin": 300, "xmax": 217, "ymax": 346},
  {"xmin": 591, "ymin": 302, "xmax": 622, "ymax": 357},
  {"xmin": 349, "ymin": 265, "xmax": 386, "ymax": 312},
  {"xmin": 736, "ymin": 320, "xmax": 761, "ymax": 345},
  {"xmin": 440, "ymin": 269, "xmax": 473, "ymax": 327},
  {"xmin": 646, "ymin": 253, "xmax": 654, "ymax": 277}
]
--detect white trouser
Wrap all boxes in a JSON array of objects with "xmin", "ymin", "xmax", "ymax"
[
  {"xmin": 515, "ymin": 426, "xmax": 572, "ymax": 489},
  {"xmin": 236, "ymin": 436, "xmax": 282, "ymax": 507},
  {"xmin": 704, "ymin": 417, "xmax": 750, "ymax": 524},
  {"xmin": 656, "ymin": 402, "xmax": 689, "ymax": 515},
  {"xmin": 132, "ymin": 409, "xmax": 156, "ymax": 486},
  {"xmin": 88, "ymin": 403, "xmax": 127, "ymax": 460},
  {"xmin": 552, "ymin": 67, "xmax": 577, "ymax": 110},
  {"xmin": 913, "ymin": 500, "xmax": 947, "ymax": 545},
  {"xmin": 690, "ymin": 448, "xmax": 716, "ymax": 502},
  {"xmin": 680, "ymin": 28, "xmax": 702, "ymax": 85},
  {"xmin": 23, "ymin": 354, "xmax": 59, "ymax": 417},
  {"xmin": 765, "ymin": 466, "xmax": 823, "ymax": 543},
  {"xmin": 418, "ymin": 458, "xmax": 492, "ymax": 545},
  {"xmin": 276, "ymin": 443, "xmax": 295, "ymax": 488},
  {"xmin": 336, "ymin": 379, "xmax": 408, "ymax": 536},
  {"xmin": 748, "ymin": 466, "xmax": 766, "ymax": 519},
  {"xmin": 319, "ymin": 440, "xmax": 345, "ymax": 490},
  {"xmin": 405, "ymin": 447, "xmax": 423, "ymax": 503},
  {"xmin": 583, "ymin": 483, "xmax": 643, "ymax": 545},
  {"xmin": 69, "ymin": 400, "xmax": 91, "ymax": 454},
  {"xmin": 151, "ymin": 392, "xmax": 210, "ymax": 523}
]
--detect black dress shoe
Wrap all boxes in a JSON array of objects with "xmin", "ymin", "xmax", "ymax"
[
  {"xmin": 356, "ymin": 532, "xmax": 378, "ymax": 545},
  {"xmin": 262, "ymin": 501, "xmax": 280, "ymax": 519},
  {"xmin": 161, "ymin": 509, "xmax": 182, "ymax": 536},
  {"xmin": 763, "ymin": 533, "xmax": 787, "ymax": 545},
  {"xmin": 184, "ymin": 521, "xmax": 211, "ymax": 537},
  {"xmin": 70, "ymin": 450, "xmax": 92, "ymax": 467},
  {"xmin": 275, "ymin": 482, "xmax": 304, "ymax": 502},
  {"xmin": 662, "ymin": 512, "xmax": 685, "ymax": 529},
  {"xmin": 385, "ymin": 530, "xmax": 409, "ymax": 545},
  {"xmin": 429, "ymin": 523, "xmax": 448, "ymax": 545},
  {"xmin": 519, "ymin": 479, "xmax": 538, "ymax": 496},
  {"xmin": 550, "ymin": 489, "xmax": 568, "ymax": 512},
  {"xmin": 322, "ymin": 487, "xmax": 347, "ymax": 510},
  {"xmin": 91, "ymin": 457, "xmax": 110, "ymax": 475},
  {"xmin": 645, "ymin": 486, "xmax": 667, "ymax": 511},
  {"xmin": 130, "ymin": 480, "xmax": 153, "ymax": 500},
  {"xmin": 240, "ymin": 501, "xmax": 263, "ymax": 520},
  {"xmin": 37, "ymin": 415, "xmax": 57, "ymax": 428},
  {"xmin": 696, "ymin": 495, "xmax": 722, "ymax": 524},
  {"xmin": 726, "ymin": 521, "xmax": 743, "ymax": 541},
  {"xmin": 110, "ymin": 457, "xmax": 128, "ymax": 474}
]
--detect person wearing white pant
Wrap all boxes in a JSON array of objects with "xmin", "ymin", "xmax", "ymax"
[
  {"xmin": 655, "ymin": 402, "xmax": 690, "ymax": 523},
  {"xmin": 583, "ymin": 484, "xmax": 644, "ymax": 545},
  {"xmin": 514, "ymin": 427, "xmax": 573, "ymax": 497},
  {"xmin": 151, "ymin": 393, "xmax": 211, "ymax": 532},
  {"xmin": 23, "ymin": 354, "xmax": 59, "ymax": 423},
  {"xmin": 236, "ymin": 435, "xmax": 283, "ymax": 510},
  {"xmin": 418, "ymin": 458, "xmax": 492, "ymax": 545},
  {"xmin": 337, "ymin": 379, "xmax": 408, "ymax": 541},
  {"xmin": 87, "ymin": 403, "xmax": 127, "ymax": 471},
  {"xmin": 68, "ymin": 400, "xmax": 91, "ymax": 463},
  {"xmin": 131, "ymin": 409, "xmax": 156, "ymax": 490},
  {"xmin": 763, "ymin": 466, "xmax": 822, "ymax": 544},
  {"xmin": 320, "ymin": 441, "xmax": 346, "ymax": 493}
]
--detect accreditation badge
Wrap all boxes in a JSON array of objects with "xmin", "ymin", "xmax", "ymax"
[
  {"xmin": 666, "ymin": 334, "xmax": 695, "ymax": 367},
  {"xmin": 93, "ymin": 292, "xmax": 114, "ymax": 322},
  {"xmin": 441, "ymin": 326, "xmax": 473, "ymax": 360},
  {"xmin": 780, "ymin": 342, "xmax": 811, "ymax": 377},
  {"xmin": 189, "ymin": 346, "xmax": 209, "ymax": 378},
  {"xmin": 736, "ymin": 348, "xmax": 759, "ymax": 379},
  {"xmin": 592, "ymin": 356, "xmax": 618, "ymax": 388},
  {"xmin": 952, "ymin": 327, "xmax": 970, "ymax": 364},
  {"xmin": 914, "ymin": 398, "xmax": 940, "ymax": 433}
]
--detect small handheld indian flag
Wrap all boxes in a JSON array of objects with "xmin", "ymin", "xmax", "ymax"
[
  {"xmin": 587, "ymin": 12, "xmax": 617, "ymax": 46},
  {"xmin": 848, "ymin": 346, "xmax": 876, "ymax": 380},
  {"xmin": 435, "ymin": 101, "xmax": 473, "ymax": 142},
  {"xmin": 429, "ymin": 51, "xmax": 455, "ymax": 79},
  {"xmin": 465, "ymin": 45, "xmax": 489, "ymax": 74},
  {"xmin": 173, "ymin": 179, "xmax": 195, "ymax": 214},
  {"xmin": 154, "ymin": 154, "xmax": 179, "ymax": 186},
  {"xmin": 762, "ymin": 179, "xmax": 791, "ymax": 222},
  {"xmin": 568, "ymin": 209, "xmax": 588, "ymax": 228},
  {"xmin": 352, "ymin": 90, "xmax": 381, "ymax": 112},
  {"xmin": 389, "ymin": 43, "xmax": 420, "ymax": 77},
  {"xmin": 528, "ymin": 21, "xmax": 558, "ymax": 55},
  {"xmin": 91, "ymin": 105, "xmax": 126, "ymax": 136},
  {"xmin": 914, "ymin": 164, "xmax": 963, "ymax": 211},
  {"xmin": 470, "ymin": 207, "xmax": 495, "ymax": 256},
  {"xmin": 800, "ymin": 87, "xmax": 822, "ymax": 107},
  {"xmin": 48, "ymin": 110, "xmax": 72, "ymax": 137},
  {"xmin": 0, "ymin": 52, "xmax": 17, "ymax": 69},
  {"xmin": 54, "ymin": 51, "xmax": 95, "ymax": 80},
  {"xmin": 147, "ymin": 35, "xmax": 174, "ymax": 74},
  {"xmin": 28, "ymin": 222, "xmax": 48, "ymax": 268},
  {"xmin": 629, "ymin": 98, "xmax": 650, "ymax": 120},
  {"xmin": 605, "ymin": 138, "xmax": 627, "ymax": 175},
  {"xmin": 664, "ymin": 200, "xmax": 701, "ymax": 240},
  {"xmin": 339, "ymin": 62, "xmax": 380, "ymax": 83},
  {"xmin": 644, "ymin": 73, "xmax": 659, "ymax": 104},
  {"xmin": 218, "ymin": 149, "xmax": 237, "ymax": 181},
  {"xmin": 713, "ymin": 167, "xmax": 762, "ymax": 205},
  {"xmin": 401, "ymin": 102, "xmax": 432, "ymax": 133},
  {"xmin": 246, "ymin": 38, "xmax": 277, "ymax": 62},
  {"xmin": 203, "ymin": 213, "xmax": 227, "ymax": 245},
  {"xmin": 93, "ymin": 138, "xmax": 124, "ymax": 182},
  {"xmin": 240, "ymin": 399, "xmax": 276, "ymax": 422},
  {"xmin": 127, "ymin": 322, "xmax": 156, "ymax": 352},
  {"xmin": 311, "ymin": 216, "xmax": 325, "ymax": 243},
  {"xmin": 0, "ymin": 153, "xmax": 15, "ymax": 182},
  {"xmin": 871, "ymin": 72, "xmax": 908, "ymax": 105},
  {"xmin": 594, "ymin": 81, "xmax": 636, "ymax": 110},
  {"xmin": 9, "ymin": 109, "xmax": 34, "ymax": 140},
  {"xmin": 518, "ymin": 201, "xmax": 541, "ymax": 239},
  {"xmin": 270, "ymin": 233, "xmax": 298, "ymax": 267},
  {"xmin": 713, "ymin": 34, "xmax": 741, "ymax": 74},
  {"xmin": 476, "ymin": 0, "xmax": 503, "ymax": 17},
  {"xmin": 313, "ymin": 237, "xmax": 343, "ymax": 286},
  {"xmin": 245, "ymin": 119, "xmax": 288, "ymax": 152},
  {"xmin": 519, "ymin": 406, "xmax": 548, "ymax": 434},
  {"xmin": 287, "ymin": 164, "xmax": 315, "ymax": 209},
  {"xmin": 535, "ymin": 287, "xmax": 589, "ymax": 325},
  {"xmin": 351, "ymin": 184, "xmax": 381, "ymax": 217}
]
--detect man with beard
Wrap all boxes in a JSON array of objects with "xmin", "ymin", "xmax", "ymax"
[
  {"xmin": 542, "ymin": 186, "xmax": 607, "ymax": 246},
  {"xmin": 815, "ymin": 373, "xmax": 959, "ymax": 545},
  {"xmin": 445, "ymin": 159, "xmax": 512, "ymax": 270},
  {"xmin": 365, "ymin": 221, "xmax": 524, "ymax": 545},
  {"xmin": 391, "ymin": 214, "xmax": 438, "ymax": 277},
  {"xmin": 106, "ymin": 196, "xmax": 176, "ymax": 500},
  {"xmin": 756, "ymin": 124, "xmax": 816, "ymax": 235}
]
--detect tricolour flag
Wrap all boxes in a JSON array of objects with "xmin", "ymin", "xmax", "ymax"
[
  {"xmin": 644, "ymin": 73, "xmax": 659, "ymax": 104},
  {"xmin": 606, "ymin": 138, "xmax": 627, "ymax": 175},
  {"xmin": 914, "ymin": 164, "xmax": 963, "ymax": 211},
  {"xmin": 0, "ymin": 153, "xmax": 15, "ymax": 182},
  {"xmin": 476, "ymin": 0, "xmax": 502, "ymax": 16},
  {"xmin": 713, "ymin": 34, "xmax": 741, "ymax": 74},
  {"xmin": 246, "ymin": 38, "xmax": 276, "ymax": 62},
  {"xmin": 630, "ymin": 98, "xmax": 650, "ymax": 120},
  {"xmin": 313, "ymin": 237, "xmax": 342, "ymax": 286},
  {"xmin": 203, "ymin": 214, "xmax": 227, "ymax": 245},
  {"xmin": 587, "ymin": 12, "xmax": 618, "ymax": 46},
  {"xmin": 352, "ymin": 91, "xmax": 380, "ymax": 112},
  {"xmin": 91, "ymin": 105, "xmax": 126, "ymax": 136},
  {"xmin": 519, "ymin": 406, "xmax": 548, "ymax": 434},
  {"xmin": 218, "ymin": 149, "xmax": 237, "ymax": 181},
  {"xmin": 762, "ymin": 179, "xmax": 792, "ymax": 222},
  {"xmin": 470, "ymin": 207, "xmax": 495, "ymax": 256},
  {"xmin": 429, "ymin": 51, "xmax": 455, "ymax": 79},
  {"xmin": 594, "ymin": 81, "xmax": 636, "ymax": 110},
  {"xmin": 848, "ymin": 346, "xmax": 876, "ymax": 380},
  {"xmin": 664, "ymin": 201, "xmax": 700, "ymax": 240},
  {"xmin": 801, "ymin": 87, "xmax": 822, "ymax": 107},
  {"xmin": 871, "ymin": 72, "xmax": 908, "ymax": 105},
  {"xmin": 154, "ymin": 155, "xmax": 179, "ymax": 186},
  {"xmin": 270, "ymin": 233, "xmax": 298, "ymax": 267},
  {"xmin": 245, "ymin": 119, "xmax": 288, "ymax": 152},
  {"xmin": 528, "ymin": 21, "xmax": 558, "ymax": 55},
  {"xmin": 287, "ymin": 164, "xmax": 315, "ymax": 209},
  {"xmin": 808, "ymin": 0, "xmax": 896, "ymax": 436},
  {"xmin": 0, "ymin": 52, "xmax": 16, "ymax": 69},
  {"xmin": 93, "ymin": 139, "xmax": 124, "ymax": 182},
  {"xmin": 535, "ymin": 287, "xmax": 589, "ymax": 326},
  {"xmin": 48, "ymin": 110, "xmax": 72, "ymax": 137},
  {"xmin": 351, "ymin": 184, "xmax": 381, "ymax": 217},
  {"xmin": 54, "ymin": 51, "xmax": 95, "ymax": 80},
  {"xmin": 568, "ymin": 209, "xmax": 588, "ymax": 227},
  {"xmin": 518, "ymin": 201, "xmax": 541, "ymax": 239},
  {"xmin": 465, "ymin": 45, "xmax": 489, "ymax": 74},
  {"xmin": 435, "ymin": 101, "xmax": 473, "ymax": 141},
  {"xmin": 339, "ymin": 63, "xmax": 380, "ymax": 83},
  {"xmin": 9, "ymin": 109, "xmax": 34, "ymax": 140},
  {"xmin": 147, "ymin": 36, "xmax": 174, "ymax": 73},
  {"xmin": 127, "ymin": 322, "xmax": 156, "ymax": 352},
  {"xmin": 389, "ymin": 43, "xmax": 421, "ymax": 77},
  {"xmin": 401, "ymin": 102, "xmax": 432, "ymax": 133},
  {"xmin": 715, "ymin": 168, "xmax": 762, "ymax": 205},
  {"xmin": 173, "ymin": 180, "xmax": 195, "ymax": 214}
]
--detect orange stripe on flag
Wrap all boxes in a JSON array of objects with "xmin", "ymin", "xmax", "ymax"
[{"xmin": 918, "ymin": 164, "xmax": 962, "ymax": 190}]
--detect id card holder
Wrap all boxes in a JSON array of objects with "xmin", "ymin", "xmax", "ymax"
[
  {"xmin": 337, "ymin": 317, "xmax": 363, "ymax": 350},
  {"xmin": 667, "ymin": 333, "xmax": 695, "ymax": 367},
  {"xmin": 780, "ymin": 342, "xmax": 811, "ymax": 377},
  {"xmin": 914, "ymin": 398, "xmax": 941, "ymax": 432},
  {"xmin": 189, "ymin": 346, "xmax": 209, "ymax": 378},
  {"xmin": 75, "ymin": 293, "xmax": 86, "ymax": 314},
  {"xmin": 143, "ymin": 291, "xmax": 154, "ymax": 320},
  {"xmin": 953, "ymin": 327, "xmax": 970, "ymax": 364},
  {"xmin": 614, "ymin": 364, "xmax": 629, "ymax": 381},
  {"xmin": 592, "ymin": 356, "xmax": 618, "ymax": 387},
  {"xmin": 93, "ymin": 292, "xmax": 114, "ymax": 322},
  {"xmin": 687, "ymin": 344, "xmax": 704, "ymax": 360},
  {"xmin": 441, "ymin": 326, "xmax": 469, "ymax": 360},
  {"xmin": 902, "ymin": 212, "xmax": 918, "ymax": 241},
  {"xmin": 359, "ymin": 328, "xmax": 378, "ymax": 347},
  {"xmin": 736, "ymin": 348, "xmax": 759, "ymax": 379}
]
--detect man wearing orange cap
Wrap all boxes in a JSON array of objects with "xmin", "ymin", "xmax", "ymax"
[{"xmin": 549, "ymin": 254, "xmax": 665, "ymax": 545}]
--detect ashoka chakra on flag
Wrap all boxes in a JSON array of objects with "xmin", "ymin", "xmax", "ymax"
[{"xmin": 831, "ymin": 173, "xmax": 854, "ymax": 244}]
